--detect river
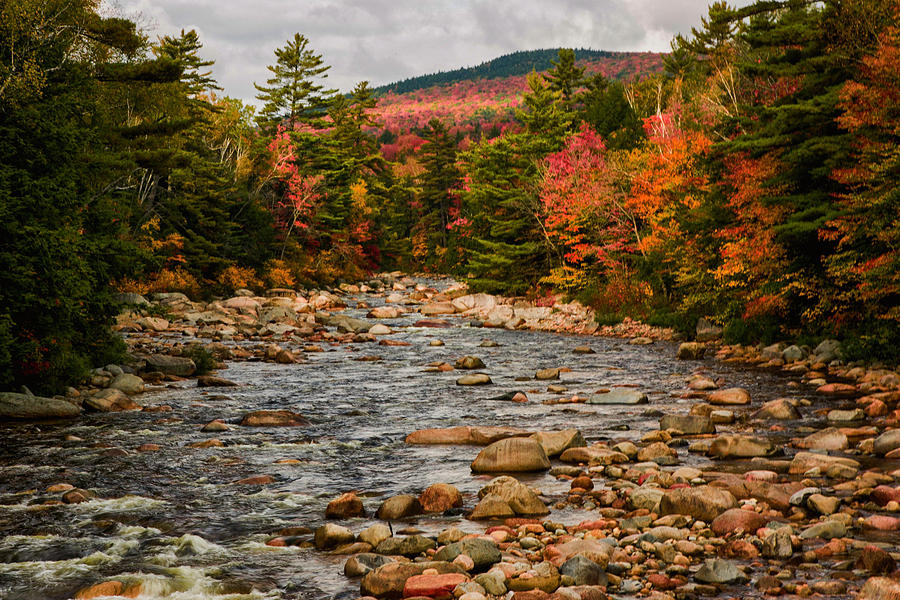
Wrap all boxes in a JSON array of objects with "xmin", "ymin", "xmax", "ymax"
[{"xmin": 0, "ymin": 280, "xmax": 817, "ymax": 599}]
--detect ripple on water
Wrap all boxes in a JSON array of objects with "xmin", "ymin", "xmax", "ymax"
[{"xmin": 0, "ymin": 277, "xmax": 808, "ymax": 599}]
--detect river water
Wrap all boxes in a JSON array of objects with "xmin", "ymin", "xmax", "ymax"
[{"xmin": 0, "ymin": 282, "xmax": 806, "ymax": 600}]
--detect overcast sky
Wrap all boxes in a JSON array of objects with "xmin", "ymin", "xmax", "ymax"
[{"xmin": 109, "ymin": 0, "xmax": 742, "ymax": 106}]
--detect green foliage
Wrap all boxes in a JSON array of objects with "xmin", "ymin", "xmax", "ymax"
[
  {"xmin": 545, "ymin": 49, "xmax": 585, "ymax": 107},
  {"xmin": 254, "ymin": 33, "xmax": 335, "ymax": 132},
  {"xmin": 0, "ymin": 0, "xmax": 174, "ymax": 393},
  {"xmin": 840, "ymin": 321, "xmax": 900, "ymax": 364},
  {"xmin": 722, "ymin": 316, "xmax": 783, "ymax": 347},
  {"xmin": 646, "ymin": 309, "xmax": 697, "ymax": 337},
  {"xmin": 416, "ymin": 119, "xmax": 463, "ymax": 268},
  {"xmin": 580, "ymin": 77, "xmax": 645, "ymax": 150},
  {"xmin": 182, "ymin": 344, "xmax": 216, "ymax": 376},
  {"xmin": 142, "ymin": 304, "xmax": 173, "ymax": 320},
  {"xmin": 594, "ymin": 312, "xmax": 626, "ymax": 327},
  {"xmin": 461, "ymin": 74, "xmax": 572, "ymax": 295}
]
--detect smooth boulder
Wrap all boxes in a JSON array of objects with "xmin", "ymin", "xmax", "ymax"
[
  {"xmin": 375, "ymin": 494, "xmax": 422, "ymax": 520},
  {"xmin": 659, "ymin": 486, "xmax": 738, "ymax": 522},
  {"xmin": 586, "ymin": 389, "xmax": 648, "ymax": 405},
  {"xmin": 108, "ymin": 373, "xmax": 145, "ymax": 395},
  {"xmin": 0, "ymin": 392, "xmax": 81, "ymax": 419},
  {"xmin": 873, "ymin": 429, "xmax": 900, "ymax": 456},
  {"xmin": 660, "ymin": 414, "xmax": 715, "ymax": 435},
  {"xmin": 361, "ymin": 562, "xmax": 465, "ymax": 599},
  {"xmin": 707, "ymin": 388, "xmax": 751, "ymax": 406},
  {"xmin": 240, "ymin": 410, "xmax": 309, "ymax": 427},
  {"xmin": 419, "ymin": 483, "xmax": 463, "ymax": 513},
  {"xmin": 477, "ymin": 476, "xmax": 548, "ymax": 516},
  {"xmin": 530, "ymin": 429, "xmax": 586, "ymax": 457},
  {"xmin": 434, "ymin": 538, "xmax": 502, "ymax": 568},
  {"xmin": 84, "ymin": 389, "xmax": 140, "ymax": 412},
  {"xmin": 711, "ymin": 508, "xmax": 768, "ymax": 535},
  {"xmin": 326, "ymin": 492, "xmax": 366, "ymax": 519},
  {"xmin": 456, "ymin": 374, "xmax": 492, "ymax": 386},
  {"xmin": 708, "ymin": 435, "xmax": 775, "ymax": 458},
  {"xmin": 753, "ymin": 398, "xmax": 800, "ymax": 420},
  {"xmin": 471, "ymin": 438, "xmax": 550, "ymax": 473},
  {"xmin": 143, "ymin": 354, "xmax": 196, "ymax": 377}
]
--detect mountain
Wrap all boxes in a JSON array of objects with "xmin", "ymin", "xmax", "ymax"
[{"xmin": 375, "ymin": 48, "xmax": 664, "ymax": 95}]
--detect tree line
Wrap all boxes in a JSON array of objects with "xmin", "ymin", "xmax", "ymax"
[{"xmin": 1, "ymin": 0, "xmax": 898, "ymax": 394}]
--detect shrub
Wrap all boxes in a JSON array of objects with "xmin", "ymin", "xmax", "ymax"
[
  {"xmin": 217, "ymin": 265, "xmax": 262, "ymax": 293},
  {"xmin": 145, "ymin": 268, "xmax": 202, "ymax": 298},
  {"xmin": 182, "ymin": 344, "xmax": 216, "ymax": 376},
  {"xmin": 841, "ymin": 320, "xmax": 900, "ymax": 364},
  {"xmin": 263, "ymin": 259, "xmax": 296, "ymax": 289}
]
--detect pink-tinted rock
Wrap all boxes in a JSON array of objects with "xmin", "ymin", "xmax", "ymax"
[
  {"xmin": 863, "ymin": 515, "xmax": 900, "ymax": 531},
  {"xmin": 647, "ymin": 573, "xmax": 677, "ymax": 590},
  {"xmin": 816, "ymin": 383, "xmax": 858, "ymax": 396},
  {"xmin": 402, "ymin": 573, "xmax": 469, "ymax": 598},
  {"xmin": 414, "ymin": 319, "xmax": 454, "ymax": 328},
  {"xmin": 719, "ymin": 539, "xmax": 759, "ymax": 559},
  {"xmin": 711, "ymin": 508, "xmax": 769, "ymax": 536},
  {"xmin": 744, "ymin": 470, "xmax": 778, "ymax": 482},
  {"xmin": 872, "ymin": 486, "xmax": 900, "ymax": 507},
  {"xmin": 234, "ymin": 475, "xmax": 274, "ymax": 485},
  {"xmin": 240, "ymin": 410, "xmax": 309, "ymax": 427}
]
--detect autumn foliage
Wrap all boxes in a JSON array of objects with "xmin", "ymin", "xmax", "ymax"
[{"xmin": 4, "ymin": 1, "xmax": 900, "ymax": 394}]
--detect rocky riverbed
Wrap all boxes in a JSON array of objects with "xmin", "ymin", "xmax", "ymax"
[{"xmin": 0, "ymin": 275, "xmax": 898, "ymax": 600}]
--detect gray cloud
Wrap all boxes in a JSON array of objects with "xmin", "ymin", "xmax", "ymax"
[{"xmin": 107, "ymin": 0, "xmax": 749, "ymax": 106}]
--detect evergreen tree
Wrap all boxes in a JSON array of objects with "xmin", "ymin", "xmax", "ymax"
[
  {"xmin": 580, "ymin": 75, "xmax": 644, "ymax": 150},
  {"xmin": 254, "ymin": 33, "xmax": 335, "ymax": 133},
  {"xmin": 418, "ymin": 119, "xmax": 462, "ymax": 266},
  {"xmin": 0, "ymin": 0, "xmax": 180, "ymax": 393},
  {"xmin": 544, "ymin": 48, "xmax": 585, "ymax": 110},
  {"xmin": 461, "ymin": 74, "xmax": 571, "ymax": 294}
]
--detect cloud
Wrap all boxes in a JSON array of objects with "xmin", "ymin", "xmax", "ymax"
[{"xmin": 107, "ymin": 0, "xmax": 750, "ymax": 106}]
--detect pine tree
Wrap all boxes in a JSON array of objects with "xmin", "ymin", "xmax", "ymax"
[
  {"xmin": 0, "ymin": 0, "xmax": 181, "ymax": 393},
  {"xmin": 418, "ymin": 118, "xmax": 462, "ymax": 266},
  {"xmin": 254, "ymin": 33, "xmax": 335, "ymax": 133},
  {"xmin": 461, "ymin": 74, "xmax": 572, "ymax": 294},
  {"xmin": 544, "ymin": 48, "xmax": 585, "ymax": 110},
  {"xmin": 579, "ymin": 75, "xmax": 644, "ymax": 150}
]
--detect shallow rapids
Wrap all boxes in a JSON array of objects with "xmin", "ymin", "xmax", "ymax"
[{"xmin": 0, "ymin": 281, "xmax": 809, "ymax": 599}]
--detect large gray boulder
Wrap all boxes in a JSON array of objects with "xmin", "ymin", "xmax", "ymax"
[
  {"xmin": 0, "ymin": 392, "xmax": 81, "ymax": 419},
  {"xmin": 587, "ymin": 389, "xmax": 647, "ymax": 405},
  {"xmin": 471, "ymin": 438, "xmax": 550, "ymax": 472},
  {"xmin": 116, "ymin": 292, "xmax": 149, "ymax": 306},
  {"xmin": 433, "ymin": 538, "xmax": 501, "ymax": 568},
  {"xmin": 660, "ymin": 414, "xmax": 715, "ymax": 435},
  {"xmin": 659, "ymin": 486, "xmax": 737, "ymax": 522},
  {"xmin": 873, "ymin": 429, "xmax": 900, "ymax": 456},
  {"xmin": 321, "ymin": 314, "xmax": 371, "ymax": 334},
  {"xmin": 108, "ymin": 373, "xmax": 145, "ymax": 395},
  {"xmin": 142, "ymin": 354, "xmax": 196, "ymax": 377},
  {"xmin": 477, "ymin": 475, "xmax": 549, "ymax": 516}
]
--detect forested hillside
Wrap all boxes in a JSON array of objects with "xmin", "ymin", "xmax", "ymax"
[
  {"xmin": 376, "ymin": 49, "xmax": 663, "ymax": 94},
  {"xmin": 2, "ymin": 0, "xmax": 898, "ymax": 393}
]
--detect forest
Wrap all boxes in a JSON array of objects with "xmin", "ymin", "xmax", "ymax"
[
  {"xmin": 374, "ymin": 48, "xmax": 663, "ymax": 95},
  {"xmin": 1, "ymin": 0, "xmax": 898, "ymax": 394}
]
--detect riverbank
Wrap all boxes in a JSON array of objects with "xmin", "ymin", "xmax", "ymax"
[{"xmin": 0, "ymin": 274, "xmax": 898, "ymax": 600}]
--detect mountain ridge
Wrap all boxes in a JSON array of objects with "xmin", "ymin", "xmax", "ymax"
[{"xmin": 375, "ymin": 48, "xmax": 664, "ymax": 95}]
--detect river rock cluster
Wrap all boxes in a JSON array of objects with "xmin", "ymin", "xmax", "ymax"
[{"xmin": 4, "ymin": 273, "xmax": 899, "ymax": 600}]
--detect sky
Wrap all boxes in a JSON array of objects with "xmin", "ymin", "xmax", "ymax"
[{"xmin": 109, "ymin": 0, "xmax": 742, "ymax": 106}]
